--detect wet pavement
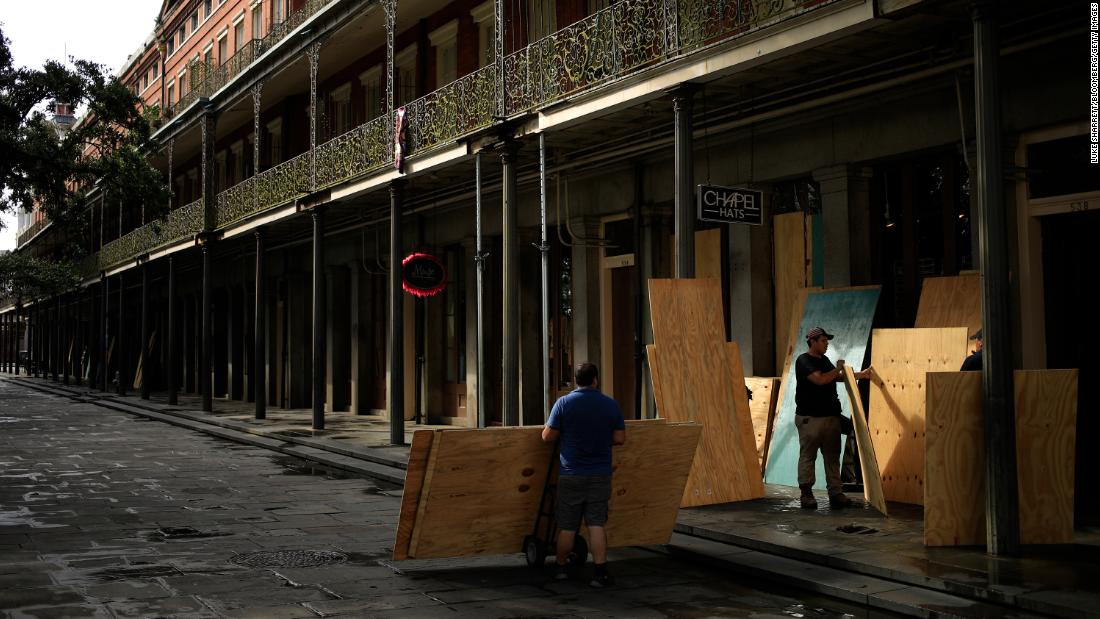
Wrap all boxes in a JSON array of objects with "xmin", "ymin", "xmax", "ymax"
[{"xmin": 0, "ymin": 378, "xmax": 883, "ymax": 618}]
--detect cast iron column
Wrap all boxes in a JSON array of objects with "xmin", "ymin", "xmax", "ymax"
[
  {"xmin": 100, "ymin": 275, "xmax": 109, "ymax": 391},
  {"xmin": 167, "ymin": 256, "xmax": 178, "ymax": 405},
  {"xmin": 973, "ymin": 0, "xmax": 1019, "ymax": 557},
  {"xmin": 14, "ymin": 305, "xmax": 22, "ymax": 375},
  {"xmin": 117, "ymin": 274, "xmax": 126, "ymax": 396},
  {"xmin": 254, "ymin": 230, "xmax": 266, "ymax": 419},
  {"xmin": 672, "ymin": 86, "xmax": 697, "ymax": 278},
  {"xmin": 51, "ymin": 296, "xmax": 59, "ymax": 381},
  {"xmin": 475, "ymin": 152, "xmax": 487, "ymax": 428},
  {"xmin": 201, "ymin": 243, "xmax": 213, "ymax": 412},
  {"xmin": 501, "ymin": 141, "xmax": 520, "ymax": 426},
  {"xmin": 140, "ymin": 262, "xmax": 151, "ymax": 399},
  {"xmin": 311, "ymin": 208, "xmax": 326, "ymax": 430},
  {"xmin": 389, "ymin": 181, "xmax": 405, "ymax": 445},
  {"xmin": 538, "ymin": 133, "xmax": 551, "ymax": 422}
]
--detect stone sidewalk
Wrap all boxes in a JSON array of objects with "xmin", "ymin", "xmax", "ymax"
[{"xmin": 6, "ymin": 375, "xmax": 1100, "ymax": 618}]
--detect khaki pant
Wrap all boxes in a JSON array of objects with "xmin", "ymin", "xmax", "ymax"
[{"xmin": 795, "ymin": 414, "xmax": 842, "ymax": 496}]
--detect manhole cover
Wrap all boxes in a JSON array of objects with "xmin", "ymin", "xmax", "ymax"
[{"xmin": 230, "ymin": 550, "xmax": 348, "ymax": 569}]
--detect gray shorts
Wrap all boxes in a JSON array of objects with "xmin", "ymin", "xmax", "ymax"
[{"xmin": 555, "ymin": 475, "xmax": 612, "ymax": 531}]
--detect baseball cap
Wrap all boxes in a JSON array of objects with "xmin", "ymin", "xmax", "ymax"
[
  {"xmin": 970, "ymin": 329, "xmax": 983, "ymax": 340},
  {"xmin": 805, "ymin": 327, "xmax": 834, "ymax": 341}
]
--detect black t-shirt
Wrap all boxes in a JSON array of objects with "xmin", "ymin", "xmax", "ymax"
[
  {"xmin": 960, "ymin": 349, "xmax": 982, "ymax": 371},
  {"xmin": 794, "ymin": 352, "xmax": 842, "ymax": 417}
]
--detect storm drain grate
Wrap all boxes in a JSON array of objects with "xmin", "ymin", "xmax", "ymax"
[{"xmin": 231, "ymin": 549, "xmax": 348, "ymax": 569}]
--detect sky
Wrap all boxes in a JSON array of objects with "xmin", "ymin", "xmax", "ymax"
[{"xmin": 0, "ymin": 0, "xmax": 161, "ymax": 251}]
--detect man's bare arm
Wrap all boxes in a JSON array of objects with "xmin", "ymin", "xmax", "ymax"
[
  {"xmin": 542, "ymin": 426, "xmax": 560, "ymax": 443},
  {"xmin": 612, "ymin": 429, "xmax": 626, "ymax": 446}
]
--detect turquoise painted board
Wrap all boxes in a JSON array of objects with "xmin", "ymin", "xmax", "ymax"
[{"xmin": 764, "ymin": 287, "xmax": 881, "ymax": 489}]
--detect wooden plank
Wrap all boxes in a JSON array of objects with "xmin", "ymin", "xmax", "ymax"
[
  {"xmin": 842, "ymin": 365, "xmax": 887, "ymax": 517},
  {"xmin": 392, "ymin": 430, "xmax": 435, "ymax": 560},
  {"xmin": 867, "ymin": 328, "xmax": 969, "ymax": 505},
  {"xmin": 725, "ymin": 341, "xmax": 757, "ymax": 468},
  {"xmin": 397, "ymin": 423, "xmax": 701, "ymax": 559},
  {"xmin": 408, "ymin": 430, "xmax": 445, "ymax": 558},
  {"xmin": 695, "ymin": 229, "xmax": 723, "ymax": 280},
  {"xmin": 745, "ymin": 376, "xmax": 779, "ymax": 471},
  {"xmin": 924, "ymin": 371, "xmax": 984, "ymax": 546},
  {"xmin": 646, "ymin": 344, "xmax": 666, "ymax": 418},
  {"xmin": 649, "ymin": 279, "xmax": 764, "ymax": 506},
  {"xmin": 1015, "ymin": 369, "xmax": 1077, "ymax": 545},
  {"xmin": 765, "ymin": 287, "xmax": 881, "ymax": 488},
  {"xmin": 773, "ymin": 212, "xmax": 809, "ymax": 371},
  {"xmin": 914, "ymin": 274, "xmax": 982, "ymax": 340}
]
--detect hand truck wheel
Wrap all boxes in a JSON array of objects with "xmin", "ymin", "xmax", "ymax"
[{"xmin": 523, "ymin": 535, "xmax": 547, "ymax": 567}]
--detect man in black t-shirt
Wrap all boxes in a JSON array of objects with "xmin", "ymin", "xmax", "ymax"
[
  {"xmin": 794, "ymin": 327, "xmax": 872, "ymax": 510},
  {"xmin": 960, "ymin": 329, "xmax": 982, "ymax": 371}
]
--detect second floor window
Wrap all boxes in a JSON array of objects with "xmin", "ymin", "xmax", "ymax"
[
  {"xmin": 429, "ymin": 21, "xmax": 458, "ymax": 89},
  {"xmin": 527, "ymin": 0, "xmax": 556, "ymax": 41},
  {"xmin": 471, "ymin": 1, "xmax": 495, "ymax": 69},
  {"xmin": 272, "ymin": 0, "xmax": 285, "ymax": 24},
  {"xmin": 252, "ymin": 6, "xmax": 263, "ymax": 39},
  {"xmin": 218, "ymin": 36, "xmax": 228, "ymax": 63},
  {"xmin": 361, "ymin": 67, "xmax": 382, "ymax": 121},
  {"xmin": 166, "ymin": 82, "xmax": 175, "ymax": 105},
  {"xmin": 235, "ymin": 23, "xmax": 245, "ymax": 51}
]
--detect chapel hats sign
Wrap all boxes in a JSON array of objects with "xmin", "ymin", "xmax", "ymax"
[
  {"xmin": 402, "ymin": 253, "xmax": 447, "ymax": 297},
  {"xmin": 696, "ymin": 184, "xmax": 763, "ymax": 225}
]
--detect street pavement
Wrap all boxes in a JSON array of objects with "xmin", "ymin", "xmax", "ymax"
[{"xmin": 0, "ymin": 378, "xmax": 877, "ymax": 618}]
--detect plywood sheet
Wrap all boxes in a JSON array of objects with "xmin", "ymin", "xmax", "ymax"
[
  {"xmin": 1016, "ymin": 369, "xmax": 1077, "ymax": 545},
  {"xmin": 695, "ymin": 229, "xmax": 723, "ymax": 280},
  {"xmin": 914, "ymin": 274, "xmax": 982, "ymax": 340},
  {"xmin": 395, "ymin": 423, "xmax": 701, "ymax": 559},
  {"xmin": 868, "ymin": 328, "xmax": 969, "ymax": 505},
  {"xmin": 393, "ymin": 430, "xmax": 435, "ymax": 560},
  {"xmin": 765, "ymin": 287, "xmax": 881, "ymax": 488},
  {"xmin": 842, "ymin": 365, "xmax": 887, "ymax": 517},
  {"xmin": 649, "ymin": 279, "xmax": 764, "ymax": 506},
  {"xmin": 745, "ymin": 376, "xmax": 780, "ymax": 471},
  {"xmin": 773, "ymin": 213, "xmax": 810, "ymax": 371},
  {"xmin": 924, "ymin": 371, "xmax": 984, "ymax": 546}
]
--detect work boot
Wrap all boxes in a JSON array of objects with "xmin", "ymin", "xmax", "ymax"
[
  {"xmin": 829, "ymin": 493, "xmax": 853, "ymax": 509},
  {"xmin": 799, "ymin": 484, "xmax": 818, "ymax": 509}
]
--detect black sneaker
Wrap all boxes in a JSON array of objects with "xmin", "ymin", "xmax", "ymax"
[
  {"xmin": 554, "ymin": 564, "xmax": 570, "ymax": 581},
  {"xmin": 589, "ymin": 572, "xmax": 615, "ymax": 588}
]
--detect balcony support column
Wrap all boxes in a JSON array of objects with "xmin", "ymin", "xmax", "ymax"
[
  {"xmin": 311, "ymin": 208, "xmax": 326, "ymax": 430},
  {"xmin": 251, "ymin": 82, "xmax": 263, "ymax": 182},
  {"xmin": 166, "ymin": 139, "xmax": 174, "ymax": 210},
  {"xmin": 389, "ymin": 180, "xmax": 405, "ymax": 445},
  {"xmin": 501, "ymin": 140, "xmax": 520, "ymax": 427},
  {"xmin": 117, "ymin": 274, "xmax": 126, "ymax": 396},
  {"xmin": 201, "ymin": 241, "xmax": 213, "ymax": 412},
  {"xmin": 671, "ymin": 85, "xmax": 697, "ymax": 279},
  {"xmin": 475, "ymin": 152, "xmax": 487, "ymax": 428},
  {"xmin": 200, "ymin": 106, "xmax": 218, "ymax": 232},
  {"xmin": 254, "ymin": 230, "xmax": 266, "ymax": 419},
  {"xmin": 140, "ymin": 261, "xmax": 151, "ymax": 400},
  {"xmin": 14, "ymin": 305, "xmax": 23, "ymax": 376},
  {"xmin": 51, "ymin": 295, "xmax": 59, "ymax": 382},
  {"xmin": 383, "ymin": 0, "xmax": 396, "ymax": 158},
  {"xmin": 307, "ymin": 43, "xmax": 321, "ymax": 191},
  {"xmin": 168, "ymin": 256, "xmax": 178, "ymax": 405},
  {"xmin": 100, "ymin": 275, "xmax": 109, "ymax": 391},
  {"xmin": 973, "ymin": 0, "xmax": 1019, "ymax": 557},
  {"xmin": 494, "ymin": 0, "xmax": 504, "ymax": 115}
]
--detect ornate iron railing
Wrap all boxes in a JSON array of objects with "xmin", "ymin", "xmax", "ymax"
[
  {"xmin": 263, "ymin": 0, "xmax": 331, "ymax": 52},
  {"xmin": 314, "ymin": 114, "xmax": 391, "ymax": 190},
  {"xmin": 405, "ymin": 64, "xmax": 498, "ymax": 155},
  {"xmin": 504, "ymin": 0, "xmax": 670, "ymax": 115},
  {"xmin": 213, "ymin": 151, "xmax": 312, "ymax": 228},
  {"xmin": 678, "ymin": 0, "xmax": 818, "ymax": 52},
  {"xmin": 16, "ymin": 218, "xmax": 49, "ymax": 248},
  {"xmin": 97, "ymin": 199, "xmax": 203, "ymax": 269}
]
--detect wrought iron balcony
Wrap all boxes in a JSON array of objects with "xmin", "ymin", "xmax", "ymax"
[
  {"xmin": 96, "ymin": 198, "xmax": 203, "ymax": 269},
  {"xmin": 405, "ymin": 64, "xmax": 498, "ymax": 155},
  {"xmin": 16, "ymin": 218, "xmax": 50, "ymax": 249}
]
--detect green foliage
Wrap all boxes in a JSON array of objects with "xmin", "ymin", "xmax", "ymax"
[
  {"xmin": 0, "ymin": 252, "xmax": 82, "ymax": 302},
  {"xmin": 0, "ymin": 23, "xmax": 169, "ymax": 240}
]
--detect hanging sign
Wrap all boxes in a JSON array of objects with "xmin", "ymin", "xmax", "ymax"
[
  {"xmin": 696, "ymin": 184, "xmax": 763, "ymax": 225},
  {"xmin": 394, "ymin": 107, "xmax": 408, "ymax": 172},
  {"xmin": 402, "ymin": 252, "xmax": 447, "ymax": 297}
]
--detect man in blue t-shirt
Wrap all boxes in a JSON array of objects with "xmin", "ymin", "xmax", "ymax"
[{"xmin": 541, "ymin": 362, "xmax": 626, "ymax": 588}]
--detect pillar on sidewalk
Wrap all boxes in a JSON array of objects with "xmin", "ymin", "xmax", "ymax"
[
  {"xmin": 501, "ymin": 140, "xmax": 520, "ymax": 427},
  {"xmin": 311, "ymin": 207, "xmax": 327, "ymax": 430},
  {"xmin": 100, "ymin": 275, "xmax": 109, "ymax": 392},
  {"xmin": 117, "ymin": 274, "xmax": 126, "ymax": 396},
  {"xmin": 15, "ymin": 305, "xmax": 23, "ymax": 376},
  {"xmin": 389, "ymin": 181, "xmax": 405, "ymax": 445},
  {"xmin": 52, "ymin": 296, "xmax": 60, "ymax": 382},
  {"xmin": 168, "ymin": 256, "xmax": 178, "ymax": 406},
  {"xmin": 973, "ymin": 0, "xmax": 1019, "ymax": 557},
  {"xmin": 811, "ymin": 165, "xmax": 874, "ymax": 288},
  {"xmin": 254, "ymin": 230, "xmax": 266, "ymax": 419},
  {"xmin": 201, "ymin": 242, "xmax": 213, "ymax": 412},
  {"xmin": 140, "ymin": 262, "xmax": 151, "ymax": 400},
  {"xmin": 671, "ymin": 85, "xmax": 697, "ymax": 279}
]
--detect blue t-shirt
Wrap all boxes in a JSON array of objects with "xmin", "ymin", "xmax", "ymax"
[{"xmin": 546, "ymin": 387, "xmax": 626, "ymax": 476}]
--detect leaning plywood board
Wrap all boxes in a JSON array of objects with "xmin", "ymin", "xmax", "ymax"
[
  {"xmin": 766, "ymin": 287, "xmax": 880, "ymax": 488},
  {"xmin": 395, "ymin": 423, "xmax": 701, "ymax": 559},
  {"xmin": 1016, "ymin": 369, "xmax": 1078, "ymax": 545},
  {"xmin": 868, "ymin": 328, "xmax": 969, "ymax": 505},
  {"xmin": 646, "ymin": 344, "xmax": 667, "ymax": 417},
  {"xmin": 393, "ymin": 430, "xmax": 436, "ymax": 560},
  {"xmin": 649, "ymin": 279, "xmax": 764, "ymax": 505},
  {"xmin": 773, "ymin": 212, "xmax": 811, "ymax": 370},
  {"xmin": 924, "ymin": 371, "xmax": 984, "ymax": 546},
  {"xmin": 842, "ymin": 365, "xmax": 887, "ymax": 516},
  {"xmin": 914, "ymin": 274, "xmax": 982, "ymax": 340},
  {"xmin": 745, "ymin": 376, "xmax": 780, "ymax": 471}
]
